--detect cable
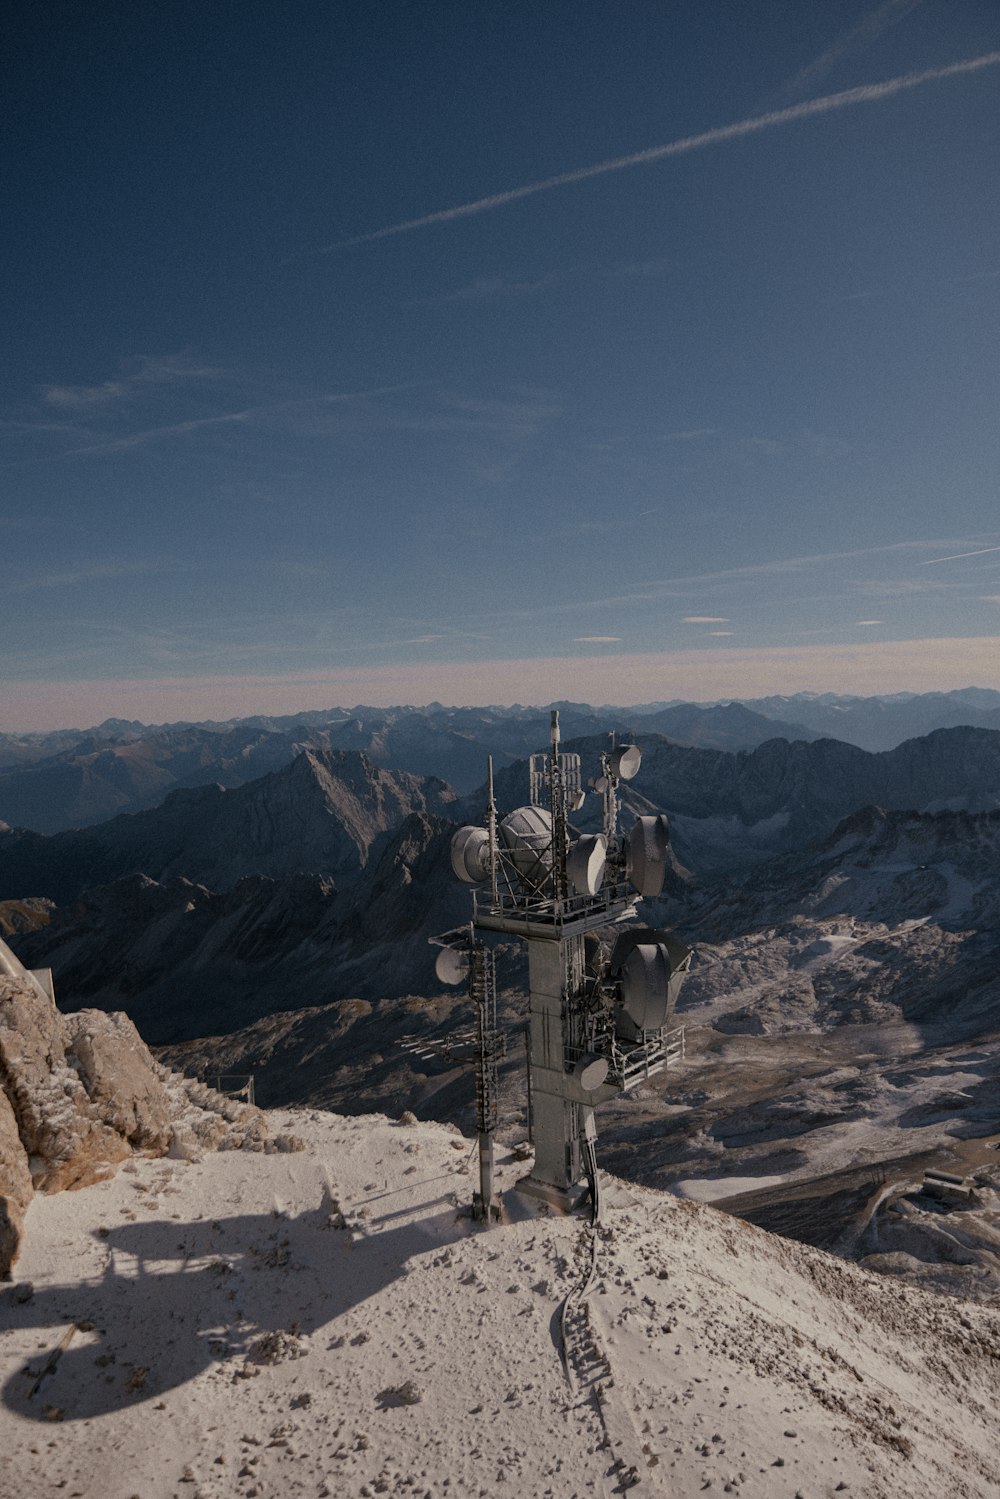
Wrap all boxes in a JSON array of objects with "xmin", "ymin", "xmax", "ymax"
[{"xmin": 557, "ymin": 1141, "xmax": 603, "ymax": 1393}]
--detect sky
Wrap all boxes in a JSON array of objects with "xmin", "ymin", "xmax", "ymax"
[{"xmin": 3, "ymin": 1, "xmax": 1000, "ymax": 730}]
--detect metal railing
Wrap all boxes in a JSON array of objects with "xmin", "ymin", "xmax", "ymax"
[{"xmin": 210, "ymin": 1073, "xmax": 256, "ymax": 1107}]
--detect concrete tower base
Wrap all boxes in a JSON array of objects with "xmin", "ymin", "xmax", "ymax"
[{"xmin": 513, "ymin": 1174, "xmax": 592, "ymax": 1215}]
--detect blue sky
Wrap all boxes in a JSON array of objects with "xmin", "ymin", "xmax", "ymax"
[{"xmin": 3, "ymin": 1, "xmax": 999, "ymax": 729}]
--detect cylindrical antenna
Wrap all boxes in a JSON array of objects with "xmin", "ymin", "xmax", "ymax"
[{"xmin": 550, "ymin": 708, "xmax": 560, "ymax": 752}]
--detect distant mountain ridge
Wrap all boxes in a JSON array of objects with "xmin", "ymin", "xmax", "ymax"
[
  {"xmin": 744, "ymin": 687, "xmax": 1000, "ymax": 751},
  {"xmin": 4, "ymin": 689, "xmax": 1000, "ymax": 835}
]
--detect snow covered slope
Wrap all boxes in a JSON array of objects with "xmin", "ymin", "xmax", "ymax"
[{"xmin": 2, "ymin": 1109, "xmax": 998, "ymax": 1499}]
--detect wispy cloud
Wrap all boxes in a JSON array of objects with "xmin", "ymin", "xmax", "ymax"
[
  {"xmin": 66, "ymin": 409, "xmax": 254, "ymax": 456},
  {"xmin": 780, "ymin": 0, "xmax": 922, "ymax": 98},
  {"xmin": 24, "ymin": 382, "xmax": 421, "ymax": 461},
  {"xmin": 659, "ymin": 427, "xmax": 717, "ymax": 442},
  {"xmin": 708, "ymin": 631, "xmax": 735, "ymax": 637},
  {"xmin": 41, "ymin": 355, "xmax": 225, "ymax": 409},
  {"xmin": 856, "ymin": 618, "xmax": 885, "ymax": 625},
  {"xmin": 418, "ymin": 274, "xmax": 557, "ymax": 305},
  {"xmin": 573, "ymin": 635, "xmax": 622, "ymax": 643},
  {"xmin": 44, "ymin": 380, "xmax": 127, "ymax": 409},
  {"xmin": 608, "ymin": 257, "xmax": 672, "ymax": 280},
  {"xmin": 313, "ymin": 52, "xmax": 1000, "ymax": 252},
  {"xmin": 10, "ymin": 560, "xmax": 164, "ymax": 593},
  {"xmin": 683, "ymin": 615, "xmax": 730, "ymax": 624},
  {"xmin": 355, "ymin": 634, "xmax": 450, "ymax": 650}
]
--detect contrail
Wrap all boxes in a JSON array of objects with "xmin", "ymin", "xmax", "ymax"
[
  {"xmin": 318, "ymin": 51, "xmax": 1000, "ymax": 252},
  {"xmin": 921, "ymin": 545, "xmax": 1000, "ymax": 565}
]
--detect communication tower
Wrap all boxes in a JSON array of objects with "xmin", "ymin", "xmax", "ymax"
[{"xmin": 432, "ymin": 711, "xmax": 691, "ymax": 1219}]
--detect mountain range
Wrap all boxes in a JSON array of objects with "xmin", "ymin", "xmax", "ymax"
[
  {"xmin": 5, "ymin": 688, "xmax": 1000, "ymax": 836},
  {"xmin": 5, "ymin": 705, "xmax": 1000, "ymax": 1295},
  {"xmin": 4, "ymin": 724, "xmax": 999, "ymax": 1075}
]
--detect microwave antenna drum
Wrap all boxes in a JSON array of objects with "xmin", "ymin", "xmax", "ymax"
[
  {"xmin": 609, "ymin": 744, "xmax": 642, "ymax": 781},
  {"xmin": 499, "ymin": 805, "xmax": 554, "ymax": 889},
  {"xmin": 566, "ymin": 833, "xmax": 607, "ymax": 896},
  {"xmin": 627, "ymin": 814, "xmax": 671, "ymax": 897},
  {"xmin": 451, "ymin": 825, "xmax": 492, "ymax": 884}
]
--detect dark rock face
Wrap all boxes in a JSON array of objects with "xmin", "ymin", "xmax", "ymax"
[
  {"xmin": 10, "ymin": 813, "xmax": 471, "ymax": 1044},
  {"xmin": 593, "ymin": 727, "xmax": 1000, "ymax": 873}
]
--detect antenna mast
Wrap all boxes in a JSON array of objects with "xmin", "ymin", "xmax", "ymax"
[{"xmin": 436, "ymin": 716, "xmax": 691, "ymax": 1217}]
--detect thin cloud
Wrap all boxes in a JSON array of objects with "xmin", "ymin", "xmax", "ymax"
[
  {"xmin": 66, "ymin": 409, "xmax": 254, "ymax": 456},
  {"xmin": 659, "ymin": 427, "xmax": 717, "ymax": 442},
  {"xmin": 10, "ymin": 560, "xmax": 164, "ymax": 593},
  {"xmin": 921, "ymin": 545, "xmax": 1000, "ymax": 565},
  {"xmin": 573, "ymin": 635, "xmax": 622, "ymax": 643},
  {"xmin": 313, "ymin": 52, "xmax": 1000, "ymax": 253},
  {"xmin": 683, "ymin": 616, "xmax": 730, "ymax": 624},
  {"xmin": 856, "ymin": 619, "xmax": 885, "ymax": 625},
  {"xmin": 40, "ymin": 384, "xmax": 419, "ymax": 459},
  {"xmin": 781, "ymin": 0, "xmax": 922, "ymax": 98},
  {"xmin": 418, "ymin": 274, "xmax": 556, "ymax": 305},
  {"xmin": 44, "ymin": 380, "xmax": 127, "ymax": 409},
  {"xmin": 41, "ymin": 355, "xmax": 225, "ymax": 409},
  {"xmin": 608, "ymin": 257, "xmax": 672, "ymax": 279}
]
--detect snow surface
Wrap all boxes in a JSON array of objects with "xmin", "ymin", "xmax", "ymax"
[{"xmin": 2, "ymin": 1109, "xmax": 1000, "ymax": 1499}]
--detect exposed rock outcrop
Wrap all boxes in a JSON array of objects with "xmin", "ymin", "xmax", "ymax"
[{"xmin": 0, "ymin": 938, "xmax": 268, "ymax": 1277}]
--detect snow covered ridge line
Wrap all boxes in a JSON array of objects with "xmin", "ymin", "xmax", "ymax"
[
  {"xmin": 0, "ymin": 937, "xmax": 299, "ymax": 1278},
  {"xmin": 3, "ymin": 1108, "xmax": 1000, "ymax": 1498}
]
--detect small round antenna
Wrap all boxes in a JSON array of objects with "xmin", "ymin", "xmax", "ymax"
[{"xmin": 435, "ymin": 947, "xmax": 471, "ymax": 986}]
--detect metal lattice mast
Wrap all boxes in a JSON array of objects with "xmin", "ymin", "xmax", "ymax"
[{"xmin": 470, "ymin": 941, "xmax": 502, "ymax": 1221}]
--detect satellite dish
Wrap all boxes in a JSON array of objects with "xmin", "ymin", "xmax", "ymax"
[
  {"xmin": 567, "ymin": 833, "xmax": 607, "ymax": 896},
  {"xmin": 627, "ymin": 814, "xmax": 670, "ymax": 897},
  {"xmin": 450, "ymin": 825, "xmax": 492, "ymax": 883},
  {"xmin": 568, "ymin": 788, "xmax": 587, "ymax": 812},
  {"xmin": 593, "ymin": 775, "xmax": 609, "ymax": 794},
  {"xmin": 610, "ymin": 744, "xmax": 641, "ymax": 781},
  {"xmin": 435, "ymin": 947, "xmax": 470, "ymax": 986}
]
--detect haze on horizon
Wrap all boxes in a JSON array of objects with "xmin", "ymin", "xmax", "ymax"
[{"xmin": 3, "ymin": 2, "xmax": 999, "ymax": 731}]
